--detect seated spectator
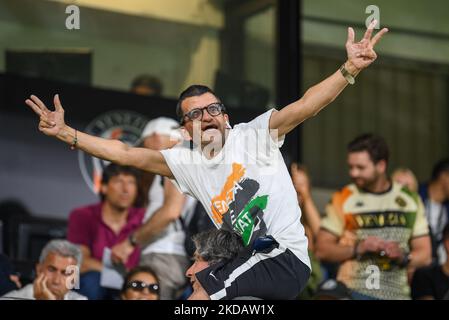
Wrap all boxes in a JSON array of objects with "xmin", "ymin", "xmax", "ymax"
[
  {"xmin": 1, "ymin": 240, "xmax": 86, "ymax": 300},
  {"xmin": 112, "ymin": 118, "xmax": 196, "ymax": 300},
  {"xmin": 0, "ymin": 254, "xmax": 21, "ymax": 296},
  {"xmin": 185, "ymin": 229, "xmax": 244, "ymax": 300},
  {"xmin": 291, "ymin": 163, "xmax": 321, "ymax": 243},
  {"xmin": 316, "ymin": 134, "xmax": 431, "ymax": 300},
  {"xmin": 392, "ymin": 167, "xmax": 418, "ymax": 192},
  {"xmin": 418, "ymin": 158, "xmax": 449, "ymax": 265},
  {"xmin": 67, "ymin": 164, "xmax": 144, "ymax": 300},
  {"xmin": 121, "ymin": 266, "xmax": 160, "ymax": 300},
  {"xmin": 130, "ymin": 74, "xmax": 163, "ymax": 97},
  {"xmin": 290, "ymin": 163, "xmax": 323, "ymax": 298},
  {"xmin": 412, "ymin": 223, "xmax": 449, "ymax": 300}
]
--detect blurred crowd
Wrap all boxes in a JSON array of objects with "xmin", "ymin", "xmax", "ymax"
[{"xmin": 0, "ymin": 121, "xmax": 448, "ymax": 300}]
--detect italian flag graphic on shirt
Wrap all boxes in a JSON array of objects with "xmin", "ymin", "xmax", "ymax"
[{"xmin": 210, "ymin": 163, "xmax": 268, "ymax": 246}]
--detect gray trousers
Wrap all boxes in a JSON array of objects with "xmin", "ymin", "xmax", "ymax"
[{"xmin": 140, "ymin": 252, "xmax": 190, "ymax": 300}]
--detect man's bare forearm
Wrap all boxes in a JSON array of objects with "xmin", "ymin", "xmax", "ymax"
[
  {"xmin": 298, "ymin": 62, "xmax": 357, "ymax": 118},
  {"xmin": 315, "ymin": 229, "xmax": 356, "ymax": 263},
  {"xmin": 409, "ymin": 247, "xmax": 432, "ymax": 268},
  {"xmin": 57, "ymin": 125, "xmax": 129, "ymax": 164},
  {"xmin": 270, "ymin": 22, "xmax": 388, "ymax": 137},
  {"xmin": 300, "ymin": 195, "xmax": 322, "ymax": 238},
  {"xmin": 271, "ymin": 61, "xmax": 358, "ymax": 136},
  {"xmin": 135, "ymin": 181, "xmax": 185, "ymax": 246},
  {"xmin": 315, "ymin": 241, "xmax": 355, "ymax": 263},
  {"xmin": 407, "ymin": 236, "xmax": 432, "ymax": 268},
  {"xmin": 134, "ymin": 202, "xmax": 184, "ymax": 246},
  {"xmin": 56, "ymin": 125, "xmax": 172, "ymax": 177}
]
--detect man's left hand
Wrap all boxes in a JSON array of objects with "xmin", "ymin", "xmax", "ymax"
[{"xmin": 345, "ymin": 19, "xmax": 388, "ymax": 74}]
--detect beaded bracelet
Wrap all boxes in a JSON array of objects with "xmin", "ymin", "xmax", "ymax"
[{"xmin": 70, "ymin": 129, "xmax": 78, "ymax": 150}]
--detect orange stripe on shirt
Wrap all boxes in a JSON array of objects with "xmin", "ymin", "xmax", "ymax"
[
  {"xmin": 210, "ymin": 163, "xmax": 245, "ymax": 224},
  {"xmin": 333, "ymin": 186, "xmax": 356, "ymax": 230}
]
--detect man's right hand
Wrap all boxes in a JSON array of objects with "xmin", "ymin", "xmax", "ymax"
[
  {"xmin": 25, "ymin": 94, "xmax": 66, "ymax": 137},
  {"xmin": 25, "ymin": 94, "xmax": 174, "ymax": 179}
]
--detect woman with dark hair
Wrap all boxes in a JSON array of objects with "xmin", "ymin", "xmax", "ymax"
[{"xmin": 121, "ymin": 266, "xmax": 160, "ymax": 300}]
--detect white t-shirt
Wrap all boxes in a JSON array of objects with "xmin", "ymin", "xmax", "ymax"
[
  {"xmin": 160, "ymin": 109, "xmax": 310, "ymax": 268},
  {"xmin": 141, "ymin": 174, "xmax": 197, "ymax": 257}
]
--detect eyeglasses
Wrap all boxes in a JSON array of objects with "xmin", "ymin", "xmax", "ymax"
[
  {"xmin": 181, "ymin": 102, "xmax": 226, "ymax": 124},
  {"xmin": 125, "ymin": 281, "xmax": 160, "ymax": 294}
]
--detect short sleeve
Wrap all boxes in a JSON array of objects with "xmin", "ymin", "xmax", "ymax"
[
  {"xmin": 412, "ymin": 196, "xmax": 429, "ymax": 238},
  {"xmin": 321, "ymin": 188, "xmax": 350, "ymax": 237},
  {"xmin": 238, "ymin": 108, "xmax": 285, "ymax": 149},
  {"xmin": 160, "ymin": 147, "xmax": 193, "ymax": 196},
  {"xmin": 320, "ymin": 194, "xmax": 345, "ymax": 237},
  {"xmin": 67, "ymin": 209, "xmax": 92, "ymax": 248}
]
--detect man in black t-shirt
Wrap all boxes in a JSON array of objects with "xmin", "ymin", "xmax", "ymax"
[{"xmin": 412, "ymin": 223, "xmax": 449, "ymax": 300}]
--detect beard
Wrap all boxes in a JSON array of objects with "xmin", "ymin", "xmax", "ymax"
[{"xmin": 352, "ymin": 175, "xmax": 378, "ymax": 190}]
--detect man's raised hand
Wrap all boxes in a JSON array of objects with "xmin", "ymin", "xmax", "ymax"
[
  {"xmin": 25, "ymin": 94, "xmax": 66, "ymax": 137},
  {"xmin": 346, "ymin": 19, "xmax": 388, "ymax": 72}
]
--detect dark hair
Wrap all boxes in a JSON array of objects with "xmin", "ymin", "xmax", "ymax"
[
  {"xmin": 99, "ymin": 164, "xmax": 141, "ymax": 202},
  {"xmin": 347, "ymin": 133, "xmax": 389, "ymax": 164},
  {"xmin": 431, "ymin": 158, "xmax": 449, "ymax": 182},
  {"xmin": 121, "ymin": 266, "xmax": 160, "ymax": 295},
  {"xmin": 443, "ymin": 223, "xmax": 449, "ymax": 241},
  {"xmin": 176, "ymin": 85, "xmax": 222, "ymax": 123},
  {"xmin": 192, "ymin": 229, "xmax": 243, "ymax": 265},
  {"xmin": 130, "ymin": 74, "xmax": 163, "ymax": 96}
]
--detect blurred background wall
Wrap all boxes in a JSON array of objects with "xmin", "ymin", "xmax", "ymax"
[{"xmin": 0, "ymin": 0, "xmax": 448, "ymax": 220}]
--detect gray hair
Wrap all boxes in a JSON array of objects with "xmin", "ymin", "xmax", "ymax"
[
  {"xmin": 192, "ymin": 229, "xmax": 244, "ymax": 265},
  {"xmin": 39, "ymin": 239, "xmax": 82, "ymax": 269}
]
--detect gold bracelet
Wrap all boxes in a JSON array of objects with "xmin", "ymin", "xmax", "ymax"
[{"xmin": 340, "ymin": 64, "xmax": 356, "ymax": 85}]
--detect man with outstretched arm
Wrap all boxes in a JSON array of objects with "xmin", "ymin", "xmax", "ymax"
[{"xmin": 25, "ymin": 21, "xmax": 387, "ymax": 300}]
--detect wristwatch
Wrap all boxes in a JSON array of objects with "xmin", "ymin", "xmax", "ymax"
[
  {"xmin": 352, "ymin": 240, "xmax": 360, "ymax": 260},
  {"xmin": 398, "ymin": 253, "xmax": 412, "ymax": 268},
  {"xmin": 340, "ymin": 63, "xmax": 356, "ymax": 85}
]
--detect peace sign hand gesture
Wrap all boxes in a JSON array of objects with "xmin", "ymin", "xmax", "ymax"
[{"xmin": 346, "ymin": 19, "xmax": 388, "ymax": 72}]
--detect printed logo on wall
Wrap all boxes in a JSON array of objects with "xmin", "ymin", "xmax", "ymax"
[{"xmin": 78, "ymin": 110, "xmax": 149, "ymax": 194}]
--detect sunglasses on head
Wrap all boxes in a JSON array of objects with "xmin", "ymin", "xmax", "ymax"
[{"xmin": 126, "ymin": 280, "xmax": 160, "ymax": 294}]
